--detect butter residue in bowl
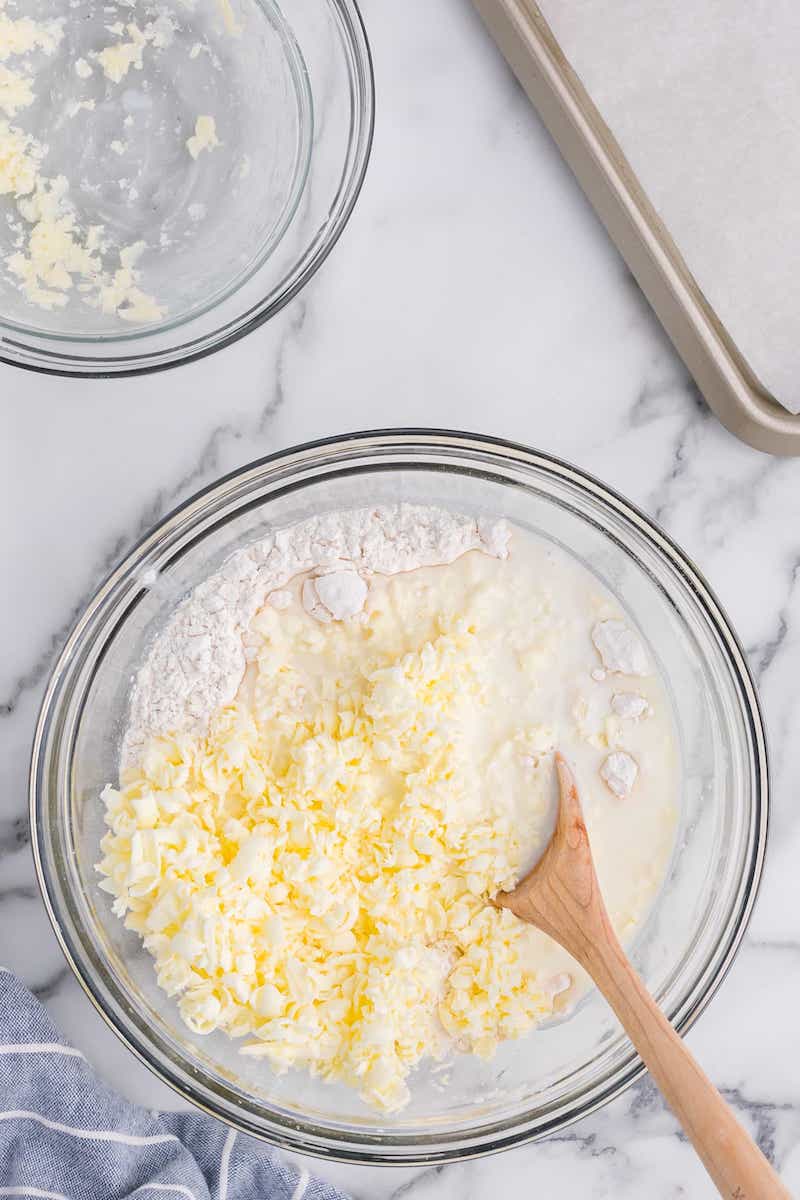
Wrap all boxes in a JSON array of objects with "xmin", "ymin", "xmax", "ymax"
[
  {"xmin": 0, "ymin": 0, "xmax": 164, "ymax": 320},
  {"xmin": 96, "ymin": 508, "xmax": 679, "ymax": 1112},
  {"xmin": 186, "ymin": 114, "xmax": 219, "ymax": 159},
  {"xmin": 0, "ymin": 2, "xmax": 212, "ymax": 322}
]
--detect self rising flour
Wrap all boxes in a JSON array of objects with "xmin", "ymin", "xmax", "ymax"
[{"xmin": 122, "ymin": 506, "xmax": 511, "ymax": 768}]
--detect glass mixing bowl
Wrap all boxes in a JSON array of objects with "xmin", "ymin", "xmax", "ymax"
[
  {"xmin": 31, "ymin": 431, "xmax": 768, "ymax": 1164},
  {"xmin": 0, "ymin": 0, "xmax": 373, "ymax": 376}
]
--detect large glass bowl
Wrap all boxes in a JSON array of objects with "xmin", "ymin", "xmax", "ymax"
[
  {"xmin": 30, "ymin": 431, "xmax": 768, "ymax": 1163},
  {"xmin": 0, "ymin": 0, "xmax": 373, "ymax": 377}
]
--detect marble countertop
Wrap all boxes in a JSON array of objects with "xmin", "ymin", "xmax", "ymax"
[{"xmin": 3, "ymin": 1, "xmax": 799, "ymax": 1195}]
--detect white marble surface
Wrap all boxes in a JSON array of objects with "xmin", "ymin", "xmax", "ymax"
[{"xmin": 2, "ymin": 1, "xmax": 800, "ymax": 1195}]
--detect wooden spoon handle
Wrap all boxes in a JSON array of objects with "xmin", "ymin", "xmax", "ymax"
[
  {"xmin": 500, "ymin": 757, "xmax": 787, "ymax": 1196},
  {"xmin": 584, "ymin": 923, "xmax": 789, "ymax": 1199}
]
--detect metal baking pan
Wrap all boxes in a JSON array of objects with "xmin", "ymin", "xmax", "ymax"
[{"xmin": 473, "ymin": 0, "xmax": 800, "ymax": 455}]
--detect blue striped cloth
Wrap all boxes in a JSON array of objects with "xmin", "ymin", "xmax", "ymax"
[{"xmin": 0, "ymin": 969, "xmax": 347, "ymax": 1200}]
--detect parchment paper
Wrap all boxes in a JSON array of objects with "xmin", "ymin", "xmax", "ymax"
[{"xmin": 538, "ymin": 0, "xmax": 800, "ymax": 413}]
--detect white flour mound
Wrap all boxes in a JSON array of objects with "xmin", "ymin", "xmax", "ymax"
[{"xmin": 121, "ymin": 505, "xmax": 510, "ymax": 770}]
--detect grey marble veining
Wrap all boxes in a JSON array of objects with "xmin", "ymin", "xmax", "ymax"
[{"xmin": 2, "ymin": 0, "xmax": 800, "ymax": 1195}]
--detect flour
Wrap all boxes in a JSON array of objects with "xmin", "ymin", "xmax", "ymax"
[
  {"xmin": 301, "ymin": 568, "xmax": 368, "ymax": 623},
  {"xmin": 611, "ymin": 692, "xmax": 650, "ymax": 720},
  {"xmin": 266, "ymin": 588, "xmax": 292, "ymax": 610},
  {"xmin": 600, "ymin": 750, "xmax": 639, "ymax": 798},
  {"xmin": 592, "ymin": 620, "xmax": 649, "ymax": 677},
  {"xmin": 121, "ymin": 506, "xmax": 510, "ymax": 770}
]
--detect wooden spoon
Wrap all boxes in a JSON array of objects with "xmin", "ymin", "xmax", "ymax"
[{"xmin": 496, "ymin": 753, "xmax": 789, "ymax": 1199}]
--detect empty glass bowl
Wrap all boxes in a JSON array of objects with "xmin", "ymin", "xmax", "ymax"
[
  {"xmin": 0, "ymin": 0, "xmax": 373, "ymax": 375},
  {"xmin": 31, "ymin": 431, "xmax": 768, "ymax": 1163}
]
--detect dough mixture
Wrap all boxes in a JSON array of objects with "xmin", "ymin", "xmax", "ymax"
[{"xmin": 97, "ymin": 506, "xmax": 678, "ymax": 1111}]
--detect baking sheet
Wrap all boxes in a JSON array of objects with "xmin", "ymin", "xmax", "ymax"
[{"xmin": 536, "ymin": 0, "xmax": 800, "ymax": 414}]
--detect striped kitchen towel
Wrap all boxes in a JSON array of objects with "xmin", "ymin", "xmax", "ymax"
[{"xmin": 0, "ymin": 969, "xmax": 346, "ymax": 1200}]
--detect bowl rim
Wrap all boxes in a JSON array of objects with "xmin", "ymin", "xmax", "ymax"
[
  {"xmin": 0, "ymin": 0, "xmax": 375, "ymax": 380},
  {"xmin": 29, "ymin": 428, "xmax": 769, "ymax": 1164}
]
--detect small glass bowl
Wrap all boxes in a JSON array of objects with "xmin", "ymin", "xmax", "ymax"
[
  {"xmin": 0, "ymin": 0, "xmax": 373, "ymax": 376},
  {"xmin": 31, "ymin": 431, "xmax": 768, "ymax": 1164}
]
